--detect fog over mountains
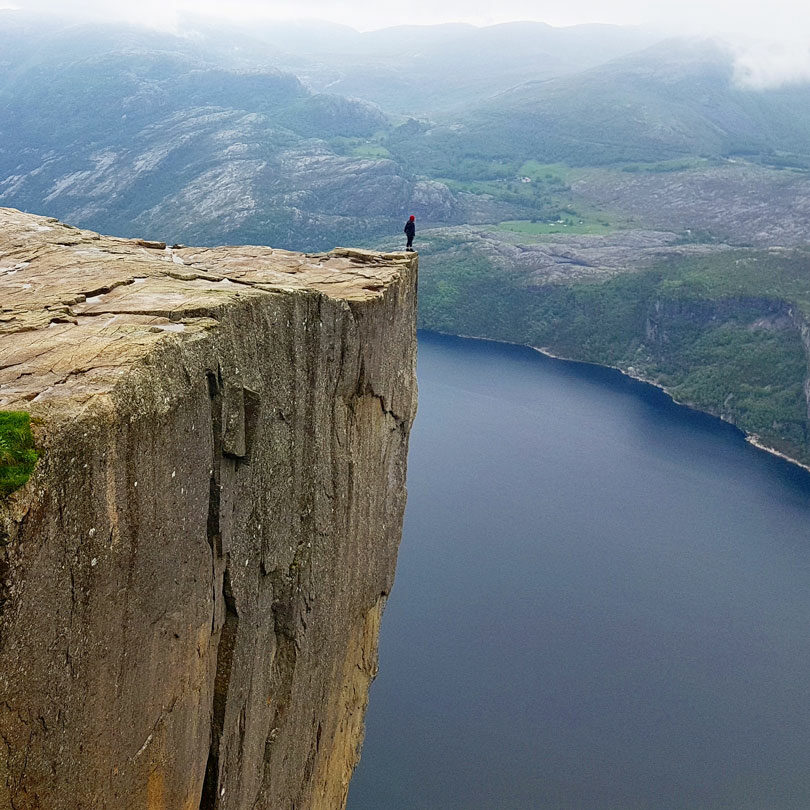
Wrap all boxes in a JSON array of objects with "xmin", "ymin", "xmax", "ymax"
[{"xmin": 3, "ymin": 11, "xmax": 810, "ymax": 251}]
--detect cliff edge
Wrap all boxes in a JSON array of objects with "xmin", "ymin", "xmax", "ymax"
[{"xmin": 0, "ymin": 207, "xmax": 418, "ymax": 809}]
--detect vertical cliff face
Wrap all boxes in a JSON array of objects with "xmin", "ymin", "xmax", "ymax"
[
  {"xmin": 0, "ymin": 208, "xmax": 417, "ymax": 809},
  {"xmin": 795, "ymin": 312, "xmax": 810, "ymax": 430}
]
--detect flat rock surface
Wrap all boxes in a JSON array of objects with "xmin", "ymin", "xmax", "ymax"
[
  {"xmin": 0, "ymin": 206, "xmax": 413, "ymax": 411},
  {"xmin": 413, "ymin": 224, "xmax": 731, "ymax": 284}
]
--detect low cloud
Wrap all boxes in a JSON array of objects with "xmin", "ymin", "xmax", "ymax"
[
  {"xmin": 6, "ymin": 0, "xmax": 810, "ymax": 69},
  {"xmin": 6, "ymin": 0, "xmax": 182, "ymax": 28},
  {"xmin": 732, "ymin": 39, "xmax": 810, "ymax": 89}
]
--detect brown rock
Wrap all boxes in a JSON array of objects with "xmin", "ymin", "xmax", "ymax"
[
  {"xmin": 0, "ymin": 207, "xmax": 418, "ymax": 809},
  {"xmin": 135, "ymin": 239, "xmax": 168, "ymax": 250}
]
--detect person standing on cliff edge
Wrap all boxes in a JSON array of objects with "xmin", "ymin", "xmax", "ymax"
[{"xmin": 404, "ymin": 215, "xmax": 416, "ymax": 252}]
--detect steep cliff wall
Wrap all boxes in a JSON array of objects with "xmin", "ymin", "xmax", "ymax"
[
  {"xmin": 0, "ymin": 208, "xmax": 417, "ymax": 809},
  {"xmin": 794, "ymin": 310, "xmax": 810, "ymax": 431}
]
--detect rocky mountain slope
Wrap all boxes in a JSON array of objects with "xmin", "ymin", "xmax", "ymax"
[
  {"xmin": 0, "ymin": 207, "xmax": 418, "ymax": 809},
  {"xmin": 3, "ymin": 15, "xmax": 810, "ymax": 253},
  {"xmin": 0, "ymin": 28, "xmax": 411, "ymax": 250}
]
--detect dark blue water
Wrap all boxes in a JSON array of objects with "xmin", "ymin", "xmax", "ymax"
[{"xmin": 348, "ymin": 331, "xmax": 810, "ymax": 810}]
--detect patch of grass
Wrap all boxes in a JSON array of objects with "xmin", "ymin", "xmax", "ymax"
[
  {"xmin": 351, "ymin": 143, "xmax": 392, "ymax": 159},
  {"xmin": 326, "ymin": 134, "xmax": 392, "ymax": 160},
  {"xmin": 517, "ymin": 161, "xmax": 573, "ymax": 183},
  {"xmin": 435, "ymin": 173, "xmax": 584, "ymax": 223},
  {"xmin": 0, "ymin": 412, "xmax": 39, "ymax": 499}
]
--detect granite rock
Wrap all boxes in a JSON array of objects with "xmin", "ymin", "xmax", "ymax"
[{"xmin": 0, "ymin": 207, "xmax": 418, "ymax": 810}]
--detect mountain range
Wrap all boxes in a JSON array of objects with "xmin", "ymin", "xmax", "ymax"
[
  {"xmin": 4, "ymin": 13, "xmax": 810, "ymax": 250},
  {"xmin": 3, "ymin": 11, "xmax": 810, "ymax": 465}
]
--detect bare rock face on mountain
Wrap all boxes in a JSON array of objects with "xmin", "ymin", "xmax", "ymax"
[{"xmin": 0, "ymin": 207, "xmax": 418, "ymax": 809}]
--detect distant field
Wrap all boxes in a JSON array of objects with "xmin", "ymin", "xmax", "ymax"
[
  {"xmin": 517, "ymin": 160, "xmax": 574, "ymax": 182},
  {"xmin": 350, "ymin": 143, "xmax": 391, "ymax": 159}
]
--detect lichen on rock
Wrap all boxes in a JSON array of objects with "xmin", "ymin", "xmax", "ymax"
[{"xmin": 0, "ymin": 207, "xmax": 418, "ymax": 809}]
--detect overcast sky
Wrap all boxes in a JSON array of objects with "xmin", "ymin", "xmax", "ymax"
[
  {"xmin": 3, "ymin": 0, "xmax": 810, "ymax": 39},
  {"xmin": 3, "ymin": 0, "xmax": 810, "ymax": 88}
]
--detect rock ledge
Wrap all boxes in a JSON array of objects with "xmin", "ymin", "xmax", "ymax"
[{"xmin": 0, "ymin": 207, "xmax": 418, "ymax": 810}]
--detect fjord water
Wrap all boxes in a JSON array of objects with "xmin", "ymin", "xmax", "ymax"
[{"xmin": 348, "ymin": 331, "xmax": 810, "ymax": 810}]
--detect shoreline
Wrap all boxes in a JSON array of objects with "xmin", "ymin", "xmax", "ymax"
[{"xmin": 423, "ymin": 328, "xmax": 810, "ymax": 475}]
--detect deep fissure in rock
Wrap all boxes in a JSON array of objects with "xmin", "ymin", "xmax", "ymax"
[{"xmin": 200, "ymin": 566, "xmax": 240, "ymax": 810}]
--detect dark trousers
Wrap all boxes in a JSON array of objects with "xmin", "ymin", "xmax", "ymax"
[{"xmin": 406, "ymin": 235, "xmax": 414, "ymax": 249}]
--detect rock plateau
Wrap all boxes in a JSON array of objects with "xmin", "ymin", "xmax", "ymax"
[{"xmin": 0, "ymin": 207, "xmax": 418, "ymax": 810}]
